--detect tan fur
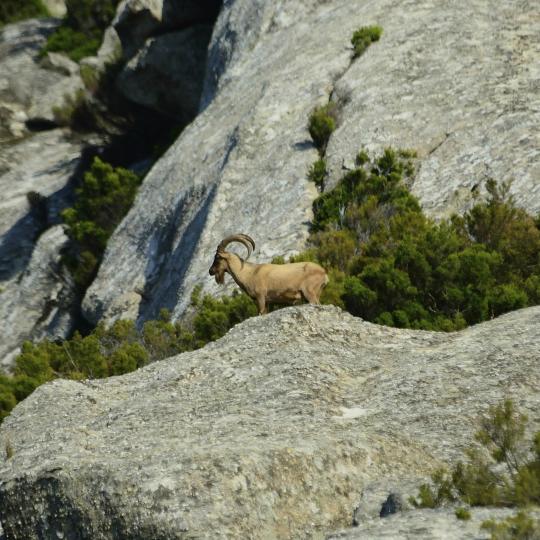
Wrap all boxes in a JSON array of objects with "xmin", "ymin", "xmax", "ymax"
[{"xmin": 209, "ymin": 234, "xmax": 328, "ymax": 314}]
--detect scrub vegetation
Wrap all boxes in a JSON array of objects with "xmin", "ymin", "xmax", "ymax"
[
  {"xmin": 41, "ymin": 0, "xmax": 119, "ymax": 61},
  {"xmin": 0, "ymin": 288, "xmax": 256, "ymax": 422},
  {"xmin": 61, "ymin": 157, "xmax": 141, "ymax": 289},
  {"xmin": 301, "ymin": 148, "xmax": 540, "ymax": 331},
  {"xmin": 410, "ymin": 400, "xmax": 540, "ymax": 539},
  {"xmin": 0, "ymin": 0, "xmax": 48, "ymax": 26},
  {"xmin": 351, "ymin": 25, "xmax": 383, "ymax": 58}
]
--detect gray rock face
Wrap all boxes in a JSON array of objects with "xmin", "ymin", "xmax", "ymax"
[
  {"xmin": 325, "ymin": 0, "xmax": 540, "ymax": 219},
  {"xmin": 116, "ymin": 25, "xmax": 213, "ymax": 121},
  {"xmin": 84, "ymin": 0, "xmax": 540, "ymax": 326},
  {"xmin": 1, "ymin": 305, "xmax": 539, "ymax": 538},
  {"xmin": 39, "ymin": 51, "xmax": 80, "ymax": 77},
  {"xmin": 82, "ymin": 0, "xmax": 352, "ymax": 324},
  {"xmin": 0, "ymin": 130, "xmax": 83, "ymax": 365},
  {"xmin": 0, "ymin": 19, "xmax": 83, "ymax": 129}
]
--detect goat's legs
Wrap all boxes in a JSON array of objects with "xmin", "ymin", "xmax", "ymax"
[
  {"xmin": 301, "ymin": 276, "xmax": 327, "ymax": 304},
  {"xmin": 256, "ymin": 295, "xmax": 267, "ymax": 314}
]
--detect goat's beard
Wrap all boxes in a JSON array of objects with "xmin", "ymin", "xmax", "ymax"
[{"xmin": 215, "ymin": 270, "xmax": 225, "ymax": 284}]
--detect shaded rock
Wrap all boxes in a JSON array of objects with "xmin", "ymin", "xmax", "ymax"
[
  {"xmin": 352, "ymin": 479, "xmax": 420, "ymax": 526},
  {"xmin": 0, "ymin": 305, "xmax": 539, "ymax": 538},
  {"xmin": 0, "ymin": 130, "xmax": 84, "ymax": 365},
  {"xmin": 78, "ymin": 27, "xmax": 122, "ymax": 81},
  {"xmin": 0, "ymin": 19, "xmax": 83, "ymax": 128},
  {"xmin": 116, "ymin": 25, "xmax": 213, "ymax": 120},
  {"xmin": 379, "ymin": 493, "xmax": 403, "ymax": 518},
  {"xmin": 85, "ymin": 0, "xmax": 540, "ymax": 326},
  {"xmin": 113, "ymin": 0, "xmax": 222, "ymax": 59}
]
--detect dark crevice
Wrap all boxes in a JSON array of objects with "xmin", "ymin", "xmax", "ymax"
[{"xmin": 25, "ymin": 118, "xmax": 59, "ymax": 132}]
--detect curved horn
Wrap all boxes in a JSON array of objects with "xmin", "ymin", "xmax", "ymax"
[{"xmin": 217, "ymin": 234, "xmax": 255, "ymax": 259}]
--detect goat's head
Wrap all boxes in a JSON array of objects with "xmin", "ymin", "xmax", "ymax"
[{"xmin": 209, "ymin": 234, "xmax": 255, "ymax": 284}]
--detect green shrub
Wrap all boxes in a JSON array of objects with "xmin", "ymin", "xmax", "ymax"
[
  {"xmin": 42, "ymin": 0, "xmax": 119, "ymax": 61},
  {"xmin": 308, "ymin": 159, "xmax": 327, "ymax": 190},
  {"xmin": 42, "ymin": 26, "xmax": 100, "ymax": 62},
  {"xmin": 351, "ymin": 25, "xmax": 383, "ymax": 58},
  {"xmin": 297, "ymin": 148, "xmax": 540, "ymax": 331},
  {"xmin": 455, "ymin": 507, "xmax": 471, "ymax": 521},
  {"xmin": 61, "ymin": 157, "xmax": 141, "ymax": 289},
  {"xmin": 65, "ymin": 0, "xmax": 118, "ymax": 34},
  {"xmin": 308, "ymin": 103, "xmax": 338, "ymax": 155},
  {"xmin": 410, "ymin": 400, "xmax": 540, "ymax": 510},
  {"xmin": 482, "ymin": 512, "xmax": 540, "ymax": 540},
  {"xmin": 0, "ymin": 0, "xmax": 49, "ymax": 26}
]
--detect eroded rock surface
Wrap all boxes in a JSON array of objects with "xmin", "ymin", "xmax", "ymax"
[
  {"xmin": 0, "ymin": 130, "xmax": 84, "ymax": 365},
  {"xmin": 1, "ymin": 305, "xmax": 539, "ymax": 538},
  {"xmin": 0, "ymin": 226, "xmax": 77, "ymax": 369},
  {"xmin": 42, "ymin": 0, "xmax": 66, "ymax": 18},
  {"xmin": 85, "ymin": 0, "xmax": 540, "ymax": 326},
  {"xmin": 325, "ymin": 0, "xmax": 540, "ymax": 219}
]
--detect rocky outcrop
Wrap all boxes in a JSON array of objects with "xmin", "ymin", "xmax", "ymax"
[
  {"xmin": 0, "ymin": 226, "xmax": 77, "ymax": 369},
  {"xmin": 116, "ymin": 25, "xmax": 213, "ymax": 122},
  {"xmin": 83, "ymin": 0, "xmax": 540, "ymax": 326},
  {"xmin": 110, "ymin": 0, "xmax": 221, "ymax": 120},
  {"xmin": 0, "ymin": 130, "xmax": 84, "ymax": 365},
  {"xmin": 1, "ymin": 305, "xmax": 539, "ymax": 538},
  {"xmin": 325, "ymin": 0, "xmax": 540, "ymax": 219}
]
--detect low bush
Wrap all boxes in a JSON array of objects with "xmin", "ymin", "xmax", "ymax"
[
  {"xmin": 307, "ymin": 158, "xmax": 327, "ymax": 191},
  {"xmin": 297, "ymin": 149, "xmax": 540, "ymax": 331},
  {"xmin": 351, "ymin": 25, "xmax": 383, "ymax": 58},
  {"xmin": 455, "ymin": 507, "xmax": 471, "ymax": 521},
  {"xmin": 308, "ymin": 103, "xmax": 339, "ymax": 155},
  {"xmin": 410, "ymin": 400, "xmax": 540, "ymax": 508},
  {"xmin": 42, "ymin": 0, "xmax": 119, "ymax": 61},
  {"xmin": 410, "ymin": 400, "xmax": 540, "ymax": 538},
  {"xmin": 61, "ymin": 157, "xmax": 141, "ymax": 289},
  {"xmin": 42, "ymin": 26, "xmax": 100, "ymax": 62},
  {"xmin": 0, "ymin": 0, "xmax": 48, "ymax": 26},
  {"xmin": 482, "ymin": 512, "xmax": 540, "ymax": 540},
  {"xmin": 65, "ymin": 0, "xmax": 118, "ymax": 35}
]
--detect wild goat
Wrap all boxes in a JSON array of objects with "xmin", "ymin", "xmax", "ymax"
[{"xmin": 209, "ymin": 234, "xmax": 328, "ymax": 314}]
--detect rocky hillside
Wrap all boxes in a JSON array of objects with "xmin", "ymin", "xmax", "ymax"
[
  {"xmin": 0, "ymin": 18, "xmax": 87, "ymax": 366},
  {"xmin": 0, "ymin": 0, "xmax": 538, "ymax": 363},
  {"xmin": 83, "ymin": 0, "xmax": 540, "ymax": 326},
  {"xmin": 0, "ymin": 0, "xmax": 220, "ymax": 363},
  {"xmin": 1, "ymin": 305, "xmax": 539, "ymax": 538}
]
